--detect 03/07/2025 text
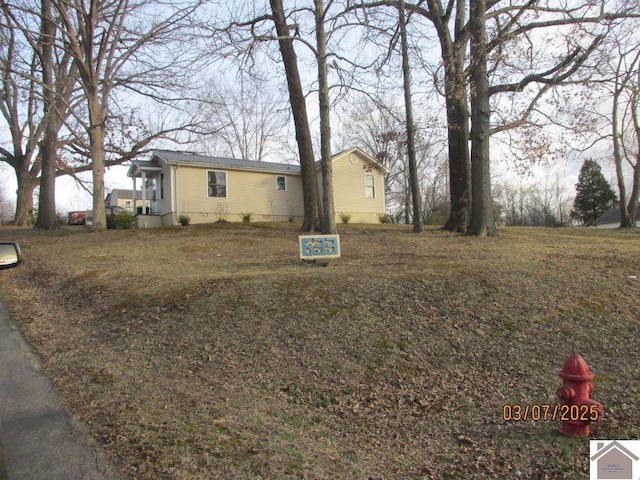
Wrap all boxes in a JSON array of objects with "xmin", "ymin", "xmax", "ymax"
[{"xmin": 502, "ymin": 403, "xmax": 600, "ymax": 422}]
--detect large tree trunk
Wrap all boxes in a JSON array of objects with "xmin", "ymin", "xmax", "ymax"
[
  {"xmin": 443, "ymin": 96, "xmax": 471, "ymax": 233},
  {"xmin": 315, "ymin": 0, "xmax": 336, "ymax": 234},
  {"xmin": 14, "ymin": 160, "xmax": 37, "ymax": 225},
  {"xmin": 627, "ymin": 68, "xmax": 640, "ymax": 229},
  {"xmin": 399, "ymin": 0, "xmax": 422, "ymax": 233},
  {"xmin": 469, "ymin": 0, "xmax": 496, "ymax": 236},
  {"xmin": 619, "ymin": 69, "xmax": 640, "ymax": 230},
  {"xmin": 89, "ymin": 120, "xmax": 107, "ymax": 231},
  {"xmin": 36, "ymin": 133, "xmax": 58, "ymax": 229},
  {"xmin": 427, "ymin": 0, "xmax": 471, "ymax": 233},
  {"xmin": 269, "ymin": 0, "xmax": 320, "ymax": 231},
  {"xmin": 611, "ymin": 74, "xmax": 631, "ymax": 228},
  {"xmin": 625, "ymin": 148, "xmax": 640, "ymax": 229},
  {"xmin": 34, "ymin": 0, "xmax": 58, "ymax": 230}
]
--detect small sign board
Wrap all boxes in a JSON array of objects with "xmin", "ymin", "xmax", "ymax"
[{"xmin": 299, "ymin": 234, "xmax": 341, "ymax": 260}]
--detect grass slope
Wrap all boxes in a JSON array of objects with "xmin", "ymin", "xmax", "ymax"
[{"xmin": 0, "ymin": 224, "xmax": 638, "ymax": 479}]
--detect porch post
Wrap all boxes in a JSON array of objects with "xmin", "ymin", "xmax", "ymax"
[
  {"xmin": 141, "ymin": 171, "xmax": 147, "ymax": 215},
  {"xmin": 132, "ymin": 176, "xmax": 137, "ymax": 214}
]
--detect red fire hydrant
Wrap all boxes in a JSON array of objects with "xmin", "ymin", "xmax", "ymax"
[{"xmin": 556, "ymin": 353, "xmax": 604, "ymax": 436}]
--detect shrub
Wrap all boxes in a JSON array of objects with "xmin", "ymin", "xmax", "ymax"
[
  {"xmin": 115, "ymin": 212, "xmax": 134, "ymax": 229},
  {"xmin": 107, "ymin": 212, "xmax": 134, "ymax": 229},
  {"xmin": 178, "ymin": 214, "xmax": 190, "ymax": 226},
  {"xmin": 240, "ymin": 212, "xmax": 253, "ymax": 223},
  {"xmin": 106, "ymin": 214, "xmax": 117, "ymax": 229},
  {"xmin": 378, "ymin": 213, "xmax": 392, "ymax": 224},
  {"xmin": 339, "ymin": 212, "xmax": 351, "ymax": 224}
]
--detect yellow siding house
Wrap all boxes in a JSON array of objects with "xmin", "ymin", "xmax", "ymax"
[
  {"xmin": 126, "ymin": 148, "xmax": 388, "ymax": 227},
  {"xmin": 105, "ymin": 188, "xmax": 150, "ymax": 213}
]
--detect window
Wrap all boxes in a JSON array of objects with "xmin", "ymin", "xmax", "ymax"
[
  {"xmin": 276, "ymin": 175, "xmax": 286, "ymax": 191},
  {"xmin": 208, "ymin": 171, "xmax": 227, "ymax": 197},
  {"xmin": 365, "ymin": 174, "xmax": 375, "ymax": 198},
  {"xmin": 160, "ymin": 173, "xmax": 164, "ymax": 200}
]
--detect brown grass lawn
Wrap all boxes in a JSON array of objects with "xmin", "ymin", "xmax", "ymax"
[{"xmin": 0, "ymin": 223, "xmax": 638, "ymax": 479}]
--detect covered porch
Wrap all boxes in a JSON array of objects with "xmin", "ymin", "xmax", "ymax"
[{"xmin": 127, "ymin": 160, "xmax": 164, "ymax": 228}]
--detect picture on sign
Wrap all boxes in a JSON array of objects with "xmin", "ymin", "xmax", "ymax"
[{"xmin": 299, "ymin": 235, "xmax": 341, "ymax": 260}]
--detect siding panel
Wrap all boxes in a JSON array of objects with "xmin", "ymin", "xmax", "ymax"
[
  {"xmin": 332, "ymin": 151, "xmax": 386, "ymax": 223},
  {"xmin": 175, "ymin": 167, "xmax": 304, "ymax": 223}
]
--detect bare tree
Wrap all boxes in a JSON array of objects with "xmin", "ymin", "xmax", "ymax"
[
  {"xmin": 339, "ymin": 98, "xmax": 406, "ymax": 218},
  {"xmin": 269, "ymin": 0, "xmax": 321, "ymax": 231},
  {"xmin": 353, "ymin": 0, "xmax": 632, "ymax": 236},
  {"xmin": 497, "ymin": 181, "xmax": 529, "ymax": 226},
  {"xmin": 197, "ymin": 76, "xmax": 287, "ymax": 161},
  {"xmin": 314, "ymin": 0, "xmax": 337, "ymax": 234},
  {"xmin": 0, "ymin": 4, "xmax": 40, "ymax": 226},
  {"xmin": 421, "ymin": 154, "xmax": 449, "ymax": 225},
  {"xmin": 210, "ymin": 0, "xmax": 326, "ymax": 230},
  {"xmin": 2, "ymin": 0, "xmax": 203, "ymax": 230},
  {"xmin": 398, "ymin": 0, "xmax": 422, "ymax": 232},
  {"xmin": 419, "ymin": 0, "xmax": 471, "ymax": 233},
  {"xmin": 35, "ymin": 0, "xmax": 60, "ymax": 229},
  {"xmin": 468, "ymin": 0, "xmax": 495, "ymax": 236},
  {"xmin": 469, "ymin": 0, "xmax": 627, "ymax": 235},
  {"xmin": 581, "ymin": 21, "xmax": 640, "ymax": 229},
  {"xmin": 340, "ymin": 95, "xmax": 445, "ymax": 224},
  {"xmin": 50, "ymin": 0, "xmax": 202, "ymax": 230},
  {"xmin": 212, "ymin": 0, "xmax": 387, "ymax": 231},
  {"xmin": 0, "ymin": 0, "xmax": 78, "ymax": 226},
  {"xmin": 612, "ymin": 42, "xmax": 639, "ymax": 229},
  {"xmin": 497, "ymin": 170, "xmax": 572, "ymax": 227}
]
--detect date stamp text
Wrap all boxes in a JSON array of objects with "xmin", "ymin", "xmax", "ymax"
[{"xmin": 502, "ymin": 403, "xmax": 600, "ymax": 422}]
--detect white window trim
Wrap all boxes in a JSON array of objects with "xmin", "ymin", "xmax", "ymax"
[
  {"xmin": 364, "ymin": 173, "xmax": 375, "ymax": 199},
  {"xmin": 207, "ymin": 170, "xmax": 228, "ymax": 198},
  {"xmin": 276, "ymin": 175, "xmax": 287, "ymax": 192}
]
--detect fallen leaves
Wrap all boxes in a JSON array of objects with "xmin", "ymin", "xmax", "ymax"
[{"xmin": 0, "ymin": 225, "xmax": 638, "ymax": 479}]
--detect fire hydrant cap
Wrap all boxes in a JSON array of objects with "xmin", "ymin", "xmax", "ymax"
[{"xmin": 559, "ymin": 353, "xmax": 594, "ymax": 382}]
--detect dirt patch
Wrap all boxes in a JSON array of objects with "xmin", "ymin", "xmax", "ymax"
[{"xmin": 0, "ymin": 224, "xmax": 638, "ymax": 478}]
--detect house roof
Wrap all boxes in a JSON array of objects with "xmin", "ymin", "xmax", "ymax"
[
  {"xmin": 126, "ymin": 147, "xmax": 391, "ymax": 178},
  {"xmin": 150, "ymin": 150, "xmax": 302, "ymax": 174},
  {"xmin": 594, "ymin": 207, "xmax": 640, "ymax": 226},
  {"xmin": 106, "ymin": 188, "xmax": 144, "ymax": 201},
  {"xmin": 127, "ymin": 159, "xmax": 165, "ymax": 178}
]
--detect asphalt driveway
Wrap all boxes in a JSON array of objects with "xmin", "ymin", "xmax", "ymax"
[{"xmin": 0, "ymin": 302, "xmax": 125, "ymax": 480}]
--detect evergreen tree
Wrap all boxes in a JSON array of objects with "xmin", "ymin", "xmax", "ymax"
[{"xmin": 571, "ymin": 159, "xmax": 617, "ymax": 225}]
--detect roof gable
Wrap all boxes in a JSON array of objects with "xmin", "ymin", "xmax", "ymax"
[{"xmin": 327, "ymin": 147, "xmax": 391, "ymax": 174}]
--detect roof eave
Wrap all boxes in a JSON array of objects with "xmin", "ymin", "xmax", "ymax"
[{"xmin": 162, "ymin": 159, "xmax": 300, "ymax": 175}]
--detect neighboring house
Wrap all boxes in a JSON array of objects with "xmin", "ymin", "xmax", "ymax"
[
  {"xmin": 593, "ymin": 207, "xmax": 640, "ymax": 228},
  {"xmin": 126, "ymin": 148, "xmax": 389, "ymax": 228},
  {"xmin": 105, "ymin": 188, "xmax": 150, "ymax": 214}
]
